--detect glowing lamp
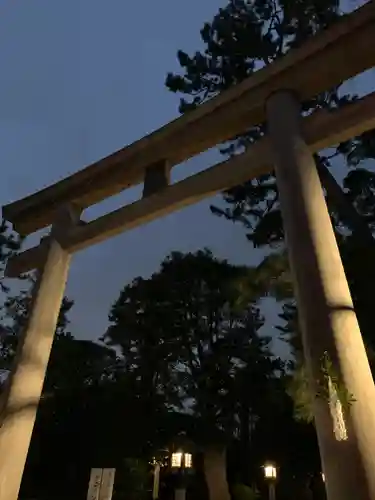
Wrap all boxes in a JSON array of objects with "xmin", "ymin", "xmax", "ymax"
[
  {"xmin": 171, "ymin": 450, "xmax": 193, "ymax": 469},
  {"xmin": 264, "ymin": 463, "xmax": 277, "ymax": 480},
  {"xmin": 171, "ymin": 452, "xmax": 183, "ymax": 468},
  {"xmin": 184, "ymin": 453, "xmax": 193, "ymax": 469}
]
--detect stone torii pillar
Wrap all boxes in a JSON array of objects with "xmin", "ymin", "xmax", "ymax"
[
  {"xmin": 0, "ymin": 206, "xmax": 79, "ymax": 500},
  {"xmin": 266, "ymin": 90, "xmax": 375, "ymax": 500}
]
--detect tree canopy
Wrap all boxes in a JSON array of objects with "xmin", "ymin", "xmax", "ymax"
[
  {"xmin": 104, "ymin": 250, "xmax": 278, "ymax": 441},
  {"xmin": 102, "ymin": 250, "xmax": 321, "ymax": 498},
  {"xmin": 166, "ymin": 0, "xmax": 375, "ymax": 247}
]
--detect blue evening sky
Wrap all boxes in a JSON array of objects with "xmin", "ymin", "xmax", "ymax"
[{"xmin": 0, "ymin": 0, "xmax": 372, "ymax": 356}]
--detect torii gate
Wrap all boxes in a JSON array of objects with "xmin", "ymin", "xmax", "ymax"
[{"xmin": 1, "ymin": 3, "xmax": 375, "ymax": 500}]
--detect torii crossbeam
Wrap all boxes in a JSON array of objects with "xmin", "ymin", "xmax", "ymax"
[{"xmin": 1, "ymin": 3, "xmax": 375, "ymax": 500}]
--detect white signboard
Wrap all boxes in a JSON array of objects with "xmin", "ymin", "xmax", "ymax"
[
  {"xmin": 99, "ymin": 468, "xmax": 116, "ymax": 500},
  {"xmin": 87, "ymin": 468, "xmax": 116, "ymax": 500},
  {"xmin": 87, "ymin": 468, "xmax": 103, "ymax": 500}
]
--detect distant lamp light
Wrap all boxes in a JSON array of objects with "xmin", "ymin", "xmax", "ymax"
[
  {"xmin": 322, "ymin": 472, "xmax": 325, "ymax": 483},
  {"xmin": 171, "ymin": 452, "xmax": 183, "ymax": 468},
  {"xmin": 184, "ymin": 453, "xmax": 193, "ymax": 469},
  {"xmin": 171, "ymin": 450, "xmax": 193, "ymax": 470},
  {"xmin": 264, "ymin": 463, "xmax": 277, "ymax": 480},
  {"xmin": 264, "ymin": 463, "xmax": 277, "ymax": 500}
]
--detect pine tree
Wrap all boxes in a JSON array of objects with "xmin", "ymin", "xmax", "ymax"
[{"xmin": 165, "ymin": 0, "xmax": 374, "ymax": 247}]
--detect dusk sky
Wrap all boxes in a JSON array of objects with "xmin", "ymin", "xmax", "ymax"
[{"xmin": 0, "ymin": 0, "xmax": 372, "ymax": 356}]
